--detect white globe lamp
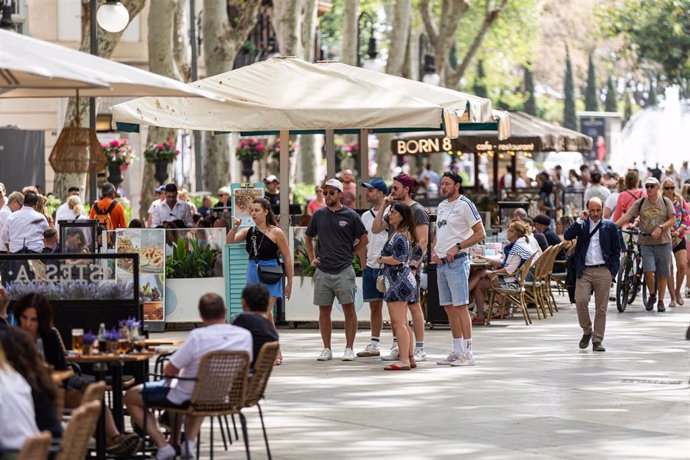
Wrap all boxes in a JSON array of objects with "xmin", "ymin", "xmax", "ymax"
[{"xmin": 97, "ymin": 1, "xmax": 129, "ymax": 33}]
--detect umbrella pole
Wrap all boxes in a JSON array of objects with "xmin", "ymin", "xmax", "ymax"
[
  {"xmin": 358, "ymin": 129, "xmax": 369, "ymax": 208},
  {"xmin": 279, "ymin": 130, "xmax": 290, "ymax": 235},
  {"xmin": 325, "ymin": 129, "xmax": 336, "ymax": 179},
  {"xmin": 89, "ymin": 0, "xmax": 98, "ymax": 203}
]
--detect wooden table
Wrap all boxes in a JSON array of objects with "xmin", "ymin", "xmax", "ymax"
[{"xmin": 67, "ymin": 352, "xmax": 158, "ymax": 460}]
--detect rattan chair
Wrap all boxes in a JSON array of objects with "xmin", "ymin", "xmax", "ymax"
[
  {"xmin": 56, "ymin": 400, "xmax": 102, "ymax": 460},
  {"xmin": 524, "ymin": 246, "xmax": 556, "ymax": 319},
  {"xmin": 245, "ymin": 342, "xmax": 280, "ymax": 460},
  {"xmin": 17, "ymin": 431, "xmax": 52, "ymax": 460},
  {"xmin": 487, "ymin": 253, "xmax": 537, "ymax": 325},
  {"xmin": 543, "ymin": 243, "xmax": 565, "ymax": 313},
  {"xmin": 142, "ymin": 350, "xmax": 251, "ymax": 460}
]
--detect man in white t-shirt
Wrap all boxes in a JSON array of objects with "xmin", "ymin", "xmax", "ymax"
[
  {"xmin": 356, "ymin": 179, "xmax": 390, "ymax": 357},
  {"xmin": 146, "ymin": 185, "xmax": 166, "ymax": 228},
  {"xmin": 54, "ymin": 186, "xmax": 81, "ymax": 232},
  {"xmin": 431, "ymin": 172, "xmax": 486, "ymax": 367},
  {"xmin": 124, "ymin": 294, "xmax": 252, "ymax": 459}
]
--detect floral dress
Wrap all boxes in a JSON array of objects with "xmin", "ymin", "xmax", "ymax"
[
  {"xmin": 670, "ymin": 197, "xmax": 690, "ymax": 248},
  {"xmin": 381, "ymin": 232, "xmax": 417, "ymax": 303}
]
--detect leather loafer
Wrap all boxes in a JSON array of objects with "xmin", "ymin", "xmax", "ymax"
[
  {"xmin": 592, "ymin": 342, "xmax": 606, "ymax": 352},
  {"xmin": 579, "ymin": 333, "xmax": 592, "ymax": 349}
]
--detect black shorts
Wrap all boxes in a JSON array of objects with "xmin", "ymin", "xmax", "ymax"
[{"xmin": 673, "ymin": 238, "xmax": 687, "ymax": 253}]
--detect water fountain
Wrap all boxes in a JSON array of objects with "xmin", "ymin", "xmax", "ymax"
[{"xmin": 609, "ymin": 86, "xmax": 690, "ymax": 173}]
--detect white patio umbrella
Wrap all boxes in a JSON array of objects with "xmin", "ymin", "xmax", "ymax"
[{"xmin": 0, "ymin": 29, "xmax": 222, "ymax": 99}]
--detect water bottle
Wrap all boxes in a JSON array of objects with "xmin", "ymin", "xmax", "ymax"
[{"xmin": 97, "ymin": 323, "xmax": 106, "ymax": 353}]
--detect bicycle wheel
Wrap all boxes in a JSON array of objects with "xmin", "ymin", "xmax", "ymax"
[
  {"xmin": 627, "ymin": 256, "xmax": 641, "ymax": 305},
  {"xmin": 616, "ymin": 256, "xmax": 632, "ymax": 312}
]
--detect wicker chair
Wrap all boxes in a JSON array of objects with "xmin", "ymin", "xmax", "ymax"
[
  {"xmin": 245, "ymin": 342, "xmax": 280, "ymax": 460},
  {"xmin": 524, "ymin": 246, "xmax": 556, "ymax": 319},
  {"xmin": 56, "ymin": 400, "xmax": 102, "ymax": 460},
  {"xmin": 143, "ymin": 351, "xmax": 251, "ymax": 460},
  {"xmin": 543, "ymin": 243, "xmax": 565, "ymax": 313},
  {"xmin": 82, "ymin": 380, "xmax": 107, "ymax": 404},
  {"xmin": 487, "ymin": 253, "xmax": 537, "ymax": 325},
  {"xmin": 16, "ymin": 431, "xmax": 52, "ymax": 460}
]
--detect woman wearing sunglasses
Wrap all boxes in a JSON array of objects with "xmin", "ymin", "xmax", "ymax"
[{"xmin": 661, "ymin": 178, "xmax": 690, "ymax": 307}]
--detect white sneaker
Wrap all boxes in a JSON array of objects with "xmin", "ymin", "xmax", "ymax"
[
  {"xmin": 380, "ymin": 344, "xmax": 399, "ymax": 361},
  {"xmin": 155, "ymin": 444, "xmax": 176, "ymax": 460},
  {"xmin": 436, "ymin": 352, "xmax": 461, "ymax": 365},
  {"xmin": 413, "ymin": 348, "xmax": 427, "ymax": 361},
  {"xmin": 317, "ymin": 348, "xmax": 333, "ymax": 361},
  {"xmin": 356, "ymin": 344, "xmax": 381, "ymax": 357},
  {"xmin": 450, "ymin": 353, "xmax": 476, "ymax": 367},
  {"xmin": 181, "ymin": 441, "xmax": 196, "ymax": 460},
  {"xmin": 342, "ymin": 348, "xmax": 355, "ymax": 361}
]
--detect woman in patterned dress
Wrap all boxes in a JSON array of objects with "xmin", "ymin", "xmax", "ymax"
[
  {"xmin": 661, "ymin": 178, "xmax": 690, "ymax": 307},
  {"xmin": 376, "ymin": 202, "xmax": 419, "ymax": 371}
]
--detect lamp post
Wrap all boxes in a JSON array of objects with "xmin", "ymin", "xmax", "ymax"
[
  {"xmin": 0, "ymin": 0, "xmax": 13, "ymax": 30},
  {"xmin": 88, "ymin": 0, "xmax": 129, "ymax": 202},
  {"xmin": 356, "ymin": 11, "xmax": 382, "ymax": 71}
]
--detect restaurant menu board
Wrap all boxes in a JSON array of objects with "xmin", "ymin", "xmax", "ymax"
[
  {"xmin": 116, "ymin": 229, "xmax": 166, "ymax": 323},
  {"xmin": 231, "ymin": 182, "xmax": 264, "ymax": 227}
]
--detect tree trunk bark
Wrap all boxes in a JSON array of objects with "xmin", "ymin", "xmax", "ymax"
[
  {"xmin": 173, "ymin": 0, "xmax": 192, "ymax": 82},
  {"xmin": 341, "ymin": 1, "xmax": 358, "ymax": 66},
  {"xmin": 53, "ymin": 0, "xmax": 146, "ymax": 199},
  {"xmin": 271, "ymin": 0, "xmax": 305, "ymax": 59},
  {"xmin": 201, "ymin": 0, "xmax": 262, "ymax": 191},
  {"xmin": 297, "ymin": 0, "xmax": 319, "ymax": 185},
  {"xmin": 140, "ymin": 0, "xmax": 183, "ymax": 220}
]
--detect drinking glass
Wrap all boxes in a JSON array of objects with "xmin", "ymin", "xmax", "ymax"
[
  {"xmin": 117, "ymin": 338, "xmax": 130, "ymax": 354},
  {"xmin": 71, "ymin": 329, "xmax": 84, "ymax": 353}
]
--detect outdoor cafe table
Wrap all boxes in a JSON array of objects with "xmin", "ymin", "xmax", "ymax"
[
  {"xmin": 144, "ymin": 338, "xmax": 184, "ymax": 347},
  {"xmin": 67, "ymin": 352, "xmax": 159, "ymax": 460}
]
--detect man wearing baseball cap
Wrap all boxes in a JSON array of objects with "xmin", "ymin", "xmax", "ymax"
[
  {"xmin": 305, "ymin": 178, "xmax": 368, "ymax": 361},
  {"xmin": 264, "ymin": 175, "xmax": 280, "ymax": 215},
  {"xmin": 371, "ymin": 173, "xmax": 430, "ymax": 362},
  {"xmin": 356, "ymin": 178, "xmax": 390, "ymax": 357},
  {"xmin": 616, "ymin": 176, "xmax": 676, "ymax": 312},
  {"xmin": 146, "ymin": 185, "xmax": 166, "ymax": 228}
]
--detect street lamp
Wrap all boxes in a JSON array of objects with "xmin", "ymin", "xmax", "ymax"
[
  {"xmin": 357, "ymin": 11, "xmax": 383, "ymax": 71},
  {"xmin": 96, "ymin": 0, "xmax": 129, "ymax": 33},
  {"xmin": 422, "ymin": 54, "xmax": 440, "ymax": 86},
  {"xmin": 0, "ymin": 1, "xmax": 13, "ymax": 31}
]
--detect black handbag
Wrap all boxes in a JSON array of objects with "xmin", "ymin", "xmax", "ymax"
[{"xmin": 251, "ymin": 227, "xmax": 283, "ymax": 285}]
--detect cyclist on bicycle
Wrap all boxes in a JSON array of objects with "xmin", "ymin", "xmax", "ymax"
[{"xmin": 615, "ymin": 177, "xmax": 676, "ymax": 312}]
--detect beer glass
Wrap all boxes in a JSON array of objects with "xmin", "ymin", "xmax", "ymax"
[
  {"xmin": 117, "ymin": 338, "xmax": 129, "ymax": 354},
  {"xmin": 71, "ymin": 329, "xmax": 84, "ymax": 353}
]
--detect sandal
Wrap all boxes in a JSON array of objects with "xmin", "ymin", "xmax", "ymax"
[
  {"xmin": 472, "ymin": 317, "xmax": 486, "ymax": 326},
  {"xmin": 384, "ymin": 363, "xmax": 411, "ymax": 371},
  {"xmin": 675, "ymin": 293, "xmax": 684, "ymax": 306},
  {"xmin": 669, "ymin": 300, "xmax": 677, "ymax": 308},
  {"xmin": 409, "ymin": 356, "xmax": 417, "ymax": 369}
]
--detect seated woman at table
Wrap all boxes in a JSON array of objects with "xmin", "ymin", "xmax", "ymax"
[
  {"xmin": 13, "ymin": 294, "xmax": 140, "ymax": 457},
  {"xmin": 0, "ymin": 344, "xmax": 40, "ymax": 460},
  {"xmin": 467, "ymin": 221, "xmax": 535, "ymax": 324},
  {"xmin": 0, "ymin": 327, "xmax": 62, "ymax": 442}
]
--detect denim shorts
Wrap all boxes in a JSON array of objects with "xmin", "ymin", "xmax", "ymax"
[
  {"xmin": 141, "ymin": 380, "xmax": 189, "ymax": 409},
  {"xmin": 640, "ymin": 243, "xmax": 672, "ymax": 277},
  {"xmin": 436, "ymin": 256, "xmax": 471, "ymax": 306},
  {"xmin": 362, "ymin": 267, "xmax": 383, "ymax": 302}
]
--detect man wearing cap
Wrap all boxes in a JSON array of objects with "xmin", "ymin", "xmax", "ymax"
[
  {"xmin": 89, "ymin": 183, "xmax": 127, "ymax": 229},
  {"xmin": 371, "ymin": 173, "xmax": 430, "ymax": 361},
  {"xmin": 55, "ymin": 186, "xmax": 81, "ymax": 232},
  {"xmin": 214, "ymin": 187, "xmax": 232, "ymax": 223},
  {"xmin": 305, "ymin": 178, "xmax": 368, "ymax": 361},
  {"xmin": 151, "ymin": 184, "xmax": 194, "ymax": 228},
  {"xmin": 565, "ymin": 197, "xmax": 620, "ymax": 352},
  {"xmin": 146, "ymin": 185, "xmax": 166, "ymax": 228},
  {"xmin": 616, "ymin": 177, "xmax": 676, "ymax": 312},
  {"xmin": 431, "ymin": 172, "xmax": 485, "ymax": 366},
  {"xmin": 356, "ymin": 178, "xmax": 390, "ymax": 358},
  {"xmin": 264, "ymin": 176, "xmax": 281, "ymax": 215}
]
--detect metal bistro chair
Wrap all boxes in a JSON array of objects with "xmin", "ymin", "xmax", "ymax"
[
  {"xmin": 143, "ymin": 350, "xmax": 251, "ymax": 460},
  {"xmin": 17, "ymin": 431, "xmax": 52, "ymax": 460},
  {"xmin": 487, "ymin": 253, "xmax": 537, "ymax": 325},
  {"xmin": 56, "ymin": 400, "xmax": 102, "ymax": 460},
  {"xmin": 244, "ymin": 342, "xmax": 280, "ymax": 460}
]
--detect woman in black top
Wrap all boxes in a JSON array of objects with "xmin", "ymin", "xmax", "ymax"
[
  {"xmin": 227, "ymin": 198, "xmax": 293, "ymax": 364},
  {"xmin": 0, "ymin": 327, "xmax": 62, "ymax": 441}
]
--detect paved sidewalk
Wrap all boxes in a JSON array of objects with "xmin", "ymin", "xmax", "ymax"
[{"xmin": 154, "ymin": 295, "xmax": 690, "ymax": 459}]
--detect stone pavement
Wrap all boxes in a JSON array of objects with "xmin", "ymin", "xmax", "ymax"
[{"xmin": 152, "ymin": 294, "xmax": 690, "ymax": 459}]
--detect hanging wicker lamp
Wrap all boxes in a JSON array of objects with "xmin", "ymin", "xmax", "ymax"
[{"xmin": 48, "ymin": 126, "xmax": 106, "ymax": 173}]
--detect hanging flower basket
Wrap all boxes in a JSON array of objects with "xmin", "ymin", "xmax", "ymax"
[
  {"xmin": 235, "ymin": 138, "xmax": 266, "ymax": 162},
  {"xmin": 103, "ymin": 138, "xmax": 137, "ymax": 171},
  {"xmin": 268, "ymin": 139, "xmax": 297, "ymax": 159},
  {"xmin": 144, "ymin": 140, "xmax": 179, "ymax": 163},
  {"xmin": 335, "ymin": 142, "xmax": 359, "ymax": 159}
]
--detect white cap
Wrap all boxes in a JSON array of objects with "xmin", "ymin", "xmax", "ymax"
[{"xmin": 323, "ymin": 178, "xmax": 343, "ymax": 192}]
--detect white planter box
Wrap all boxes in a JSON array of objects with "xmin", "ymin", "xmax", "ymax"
[
  {"xmin": 286, "ymin": 276, "xmax": 390, "ymax": 322},
  {"xmin": 165, "ymin": 277, "xmax": 226, "ymax": 323}
]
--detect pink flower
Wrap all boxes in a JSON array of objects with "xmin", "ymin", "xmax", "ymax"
[
  {"xmin": 255, "ymin": 143, "xmax": 265, "ymax": 153},
  {"xmin": 157, "ymin": 144, "xmax": 164, "ymax": 150},
  {"xmin": 120, "ymin": 164, "xmax": 128, "ymax": 171}
]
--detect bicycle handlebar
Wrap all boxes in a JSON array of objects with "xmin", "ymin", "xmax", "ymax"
[{"xmin": 620, "ymin": 228, "xmax": 651, "ymax": 237}]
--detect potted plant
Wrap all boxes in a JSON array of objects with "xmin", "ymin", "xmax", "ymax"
[
  {"xmin": 165, "ymin": 237, "xmax": 226, "ymax": 323},
  {"xmin": 268, "ymin": 139, "xmax": 296, "ymax": 160},
  {"xmin": 236, "ymin": 138, "xmax": 266, "ymax": 181},
  {"xmin": 82, "ymin": 332, "xmax": 97, "ymax": 355},
  {"xmin": 102, "ymin": 138, "xmax": 136, "ymax": 187},
  {"xmin": 144, "ymin": 140, "xmax": 180, "ymax": 184},
  {"xmin": 104, "ymin": 329, "xmax": 120, "ymax": 354}
]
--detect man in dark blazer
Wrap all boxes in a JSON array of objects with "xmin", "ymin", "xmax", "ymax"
[{"xmin": 564, "ymin": 197, "xmax": 621, "ymax": 352}]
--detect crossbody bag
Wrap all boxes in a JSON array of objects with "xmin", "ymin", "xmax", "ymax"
[{"xmin": 251, "ymin": 227, "xmax": 283, "ymax": 285}]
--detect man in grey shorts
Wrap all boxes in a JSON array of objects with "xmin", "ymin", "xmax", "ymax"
[
  {"xmin": 305, "ymin": 178, "xmax": 368, "ymax": 361},
  {"xmin": 616, "ymin": 177, "xmax": 676, "ymax": 312}
]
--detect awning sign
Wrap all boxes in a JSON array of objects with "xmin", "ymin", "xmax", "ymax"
[{"xmin": 391, "ymin": 136, "xmax": 461, "ymax": 155}]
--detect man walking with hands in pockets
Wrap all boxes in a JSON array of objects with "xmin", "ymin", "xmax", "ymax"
[
  {"xmin": 564, "ymin": 197, "xmax": 620, "ymax": 352},
  {"xmin": 432, "ymin": 173, "xmax": 485, "ymax": 366},
  {"xmin": 305, "ymin": 179, "xmax": 368, "ymax": 362}
]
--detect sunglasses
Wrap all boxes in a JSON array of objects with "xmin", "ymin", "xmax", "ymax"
[
  {"xmin": 324, "ymin": 190, "xmax": 339, "ymax": 196},
  {"xmin": 664, "ymin": 186, "xmax": 675, "ymax": 190},
  {"xmin": 645, "ymin": 184, "xmax": 658, "ymax": 189}
]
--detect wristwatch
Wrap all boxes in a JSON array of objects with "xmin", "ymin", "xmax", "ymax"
[{"xmin": 455, "ymin": 242, "xmax": 462, "ymax": 250}]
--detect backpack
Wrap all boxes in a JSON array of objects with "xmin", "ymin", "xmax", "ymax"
[{"xmin": 92, "ymin": 200, "xmax": 117, "ymax": 231}]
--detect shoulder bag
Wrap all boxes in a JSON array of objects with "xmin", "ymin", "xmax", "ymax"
[{"xmin": 251, "ymin": 227, "xmax": 284, "ymax": 285}]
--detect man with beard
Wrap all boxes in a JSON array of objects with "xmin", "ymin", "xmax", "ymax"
[
  {"xmin": 305, "ymin": 179, "xmax": 368, "ymax": 361},
  {"xmin": 431, "ymin": 172, "xmax": 485, "ymax": 366},
  {"xmin": 371, "ymin": 174, "xmax": 429, "ymax": 361}
]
